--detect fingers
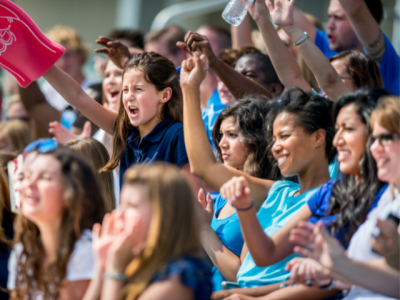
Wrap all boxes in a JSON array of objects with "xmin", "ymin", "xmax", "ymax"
[
  {"xmin": 206, "ymin": 193, "xmax": 214, "ymax": 214},
  {"xmin": 92, "ymin": 223, "xmax": 101, "ymax": 241},
  {"xmin": 94, "ymin": 48, "xmax": 110, "ymax": 55},
  {"xmin": 176, "ymin": 41, "xmax": 192, "ymax": 55},
  {"xmin": 198, "ymin": 188, "xmax": 206, "ymax": 208},
  {"xmin": 81, "ymin": 121, "xmax": 92, "ymax": 138}
]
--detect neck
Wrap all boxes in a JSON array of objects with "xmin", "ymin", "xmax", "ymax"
[
  {"xmin": 138, "ymin": 115, "xmax": 162, "ymax": 139},
  {"xmin": 394, "ymin": 176, "xmax": 400, "ymax": 192},
  {"xmin": 298, "ymin": 157, "xmax": 331, "ymax": 195},
  {"xmin": 37, "ymin": 221, "xmax": 61, "ymax": 264}
]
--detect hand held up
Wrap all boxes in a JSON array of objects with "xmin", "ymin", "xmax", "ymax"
[
  {"xmin": 220, "ymin": 176, "xmax": 253, "ymax": 211},
  {"xmin": 95, "ymin": 36, "xmax": 132, "ymax": 69},
  {"xmin": 180, "ymin": 52, "xmax": 209, "ymax": 89},
  {"xmin": 266, "ymin": 0, "xmax": 295, "ymax": 27}
]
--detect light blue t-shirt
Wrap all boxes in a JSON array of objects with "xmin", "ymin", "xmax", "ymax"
[
  {"xmin": 236, "ymin": 181, "xmax": 320, "ymax": 288},
  {"xmin": 329, "ymin": 157, "xmax": 341, "ymax": 180},
  {"xmin": 210, "ymin": 194, "xmax": 244, "ymax": 291},
  {"xmin": 202, "ymin": 103, "xmax": 226, "ymax": 148}
]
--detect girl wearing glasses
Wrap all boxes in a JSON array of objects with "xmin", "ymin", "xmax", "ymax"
[{"xmin": 7, "ymin": 141, "xmax": 106, "ymax": 299}]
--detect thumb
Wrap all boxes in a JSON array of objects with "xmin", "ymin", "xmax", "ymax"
[
  {"xmin": 81, "ymin": 121, "xmax": 92, "ymax": 137},
  {"xmin": 198, "ymin": 188, "xmax": 206, "ymax": 208}
]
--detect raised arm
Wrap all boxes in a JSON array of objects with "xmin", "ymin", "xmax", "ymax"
[
  {"xmin": 338, "ymin": 0, "xmax": 384, "ymax": 63},
  {"xmin": 220, "ymin": 176, "xmax": 313, "ymax": 267},
  {"xmin": 180, "ymin": 53, "xmax": 274, "ymax": 206},
  {"xmin": 248, "ymin": 0, "xmax": 311, "ymax": 92},
  {"xmin": 177, "ymin": 32, "xmax": 273, "ymax": 100},
  {"xmin": 267, "ymin": 0, "xmax": 350, "ymax": 101},
  {"xmin": 44, "ymin": 65, "xmax": 117, "ymax": 135},
  {"xmin": 18, "ymin": 83, "xmax": 62, "ymax": 132},
  {"xmin": 231, "ymin": 14, "xmax": 254, "ymax": 48}
]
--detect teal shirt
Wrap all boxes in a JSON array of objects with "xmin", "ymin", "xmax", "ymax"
[{"xmin": 237, "ymin": 181, "xmax": 320, "ymax": 288}]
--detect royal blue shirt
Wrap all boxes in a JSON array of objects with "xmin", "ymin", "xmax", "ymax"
[
  {"xmin": 307, "ymin": 179, "xmax": 389, "ymax": 244},
  {"xmin": 210, "ymin": 194, "xmax": 244, "ymax": 291},
  {"xmin": 119, "ymin": 119, "xmax": 189, "ymax": 185},
  {"xmin": 151, "ymin": 256, "xmax": 212, "ymax": 300},
  {"xmin": 315, "ymin": 30, "xmax": 400, "ymax": 96}
]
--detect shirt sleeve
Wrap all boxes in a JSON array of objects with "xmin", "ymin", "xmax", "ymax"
[
  {"xmin": 314, "ymin": 29, "xmax": 338, "ymax": 59},
  {"xmin": 379, "ymin": 34, "xmax": 400, "ymax": 96},
  {"xmin": 66, "ymin": 232, "xmax": 95, "ymax": 281},
  {"xmin": 172, "ymin": 127, "xmax": 189, "ymax": 169},
  {"xmin": 307, "ymin": 180, "xmax": 335, "ymax": 215}
]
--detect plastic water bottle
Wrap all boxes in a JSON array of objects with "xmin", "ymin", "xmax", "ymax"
[{"xmin": 222, "ymin": 0, "xmax": 255, "ymax": 26}]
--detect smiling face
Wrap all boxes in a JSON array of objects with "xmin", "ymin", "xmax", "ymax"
[
  {"xmin": 20, "ymin": 153, "xmax": 65, "ymax": 226},
  {"xmin": 327, "ymin": 0, "xmax": 361, "ymax": 52},
  {"xmin": 333, "ymin": 104, "xmax": 368, "ymax": 176},
  {"xmin": 218, "ymin": 116, "xmax": 249, "ymax": 171},
  {"xmin": 122, "ymin": 69, "xmax": 171, "ymax": 137},
  {"xmin": 119, "ymin": 183, "xmax": 153, "ymax": 254},
  {"xmin": 271, "ymin": 112, "xmax": 317, "ymax": 176},
  {"xmin": 103, "ymin": 60, "xmax": 123, "ymax": 112},
  {"xmin": 370, "ymin": 121, "xmax": 400, "ymax": 186}
]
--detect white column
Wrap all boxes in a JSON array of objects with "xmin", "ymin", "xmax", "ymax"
[
  {"xmin": 393, "ymin": 0, "xmax": 400, "ymax": 53},
  {"xmin": 115, "ymin": 0, "xmax": 142, "ymax": 29}
]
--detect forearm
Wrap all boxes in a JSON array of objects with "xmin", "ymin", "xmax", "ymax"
[
  {"xmin": 83, "ymin": 269, "xmax": 103, "ymax": 300},
  {"xmin": 210, "ymin": 57, "xmax": 273, "ymax": 100},
  {"xmin": 231, "ymin": 14, "xmax": 254, "ymax": 48},
  {"xmin": 44, "ymin": 65, "xmax": 116, "ymax": 134},
  {"xmin": 264, "ymin": 285, "xmax": 340, "ymax": 300},
  {"xmin": 338, "ymin": 0, "xmax": 384, "ymax": 62},
  {"xmin": 330, "ymin": 257, "xmax": 400, "ymax": 298},
  {"xmin": 237, "ymin": 208, "xmax": 277, "ymax": 266},
  {"xmin": 100, "ymin": 279, "xmax": 124, "ymax": 300},
  {"xmin": 292, "ymin": 5, "xmax": 317, "ymax": 42},
  {"xmin": 256, "ymin": 17, "xmax": 310, "ymax": 92},
  {"xmin": 282, "ymin": 23, "xmax": 350, "ymax": 100},
  {"xmin": 201, "ymin": 225, "xmax": 241, "ymax": 281}
]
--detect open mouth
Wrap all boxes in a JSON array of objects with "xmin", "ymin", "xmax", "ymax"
[
  {"xmin": 276, "ymin": 155, "xmax": 289, "ymax": 167},
  {"xmin": 108, "ymin": 90, "xmax": 120, "ymax": 102},
  {"xmin": 128, "ymin": 106, "xmax": 140, "ymax": 118}
]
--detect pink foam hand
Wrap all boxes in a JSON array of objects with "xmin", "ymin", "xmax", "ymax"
[{"xmin": 0, "ymin": 0, "xmax": 64, "ymax": 87}]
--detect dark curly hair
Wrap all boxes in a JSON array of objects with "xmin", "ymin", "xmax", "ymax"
[
  {"xmin": 212, "ymin": 97, "xmax": 277, "ymax": 179},
  {"xmin": 265, "ymin": 88, "xmax": 336, "ymax": 178},
  {"xmin": 327, "ymin": 87, "xmax": 392, "ymax": 243},
  {"xmin": 13, "ymin": 146, "xmax": 106, "ymax": 299},
  {"xmin": 103, "ymin": 52, "xmax": 182, "ymax": 172}
]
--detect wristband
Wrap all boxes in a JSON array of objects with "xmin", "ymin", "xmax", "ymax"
[
  {"xmin": 232, "ymin": 199, "xmax": 254, "ymax": 211},
  {"xmin": 295, "ymin": 32, "xmax": 310, "ymax": 46},
  {"xmin": 319, "ymin": 278, "xmax": 336, "ymax": 290},
  {"xmin": 103, "ymin": 272, "xmax": 129, "ymax": 283}
]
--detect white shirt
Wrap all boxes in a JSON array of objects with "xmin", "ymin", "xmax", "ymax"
[
  {"xmin": 41, "ymin": 78, "xmax": 93, "ymax": 111},
  {"xmin": 8, "ymin": 230, "xmax": 94, "ymax": 299},
  {"xmin": 93, "ymin": 129, "xmax": 120, "ymax": 206},
  {"xmin": 344, "ymin": 187, "xmax": 399, "ymax": 300}
]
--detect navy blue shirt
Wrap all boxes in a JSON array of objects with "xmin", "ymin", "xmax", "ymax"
[
  {"xmin": 307, "ymin": 179, "xmax": 388, "ymax": 245},
  {"xmin": 119, "ymin": 119, "xmax": 189, "ymax": 185},
  {"xmin": 0, "ymin": 210, "xmax": 14, "ymax": 300}
]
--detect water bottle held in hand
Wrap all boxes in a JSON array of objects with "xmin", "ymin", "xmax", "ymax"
[{"xmin": 222, "ymin": 0, "xmax": 255, "ymax": 26}]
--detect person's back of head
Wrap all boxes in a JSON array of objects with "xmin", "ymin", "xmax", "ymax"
[
  {"xmin": 217, "ymin": 46, "xmax": 261, "ymax": 68},
  {"xmin": 145, "ymin": 25, "xmax": 186, "ymax": 67},
  {"xmin": 121, "ymin": 163, "xmax": 202, "ymax": 300},
  {"xmin": 196, "ymin": 25, "xmax": 232, "ymax": 54},
  {"xmin": 64, "ymin": 137, "xmax": 116, "ymax": 211},
  {"xmin": 108, "ymin": 28, "xmax": 144, "ymax": 49},
  {"xmin": 236, "ymin": 52, "xmax": 284, "ymax": 96},
  {"xmin": 0, "ymin": 120, "xmax": 33, "ymax": 153}
]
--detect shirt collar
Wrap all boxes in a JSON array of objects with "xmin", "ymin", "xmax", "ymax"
[{"xmin": 128, "ymin": 118, "xmax": 175, "ymax": 144}]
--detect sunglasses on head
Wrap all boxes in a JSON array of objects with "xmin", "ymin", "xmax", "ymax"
[
  {"xmin": 24, "ymin": 139, "xmax": 58, "ymax": 154},
  {"xmin": 371, "ymin": 133, "xmax": 400, "ymax": 147}
]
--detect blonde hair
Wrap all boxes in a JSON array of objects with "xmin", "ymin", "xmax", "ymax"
[
  {"xmin": 121, "ymin": 163, "xmax": 202, "ymax": 300},
  {"xmin": 370, "ymin": 96, "xmax": 400, "ymax": 135},
  {"xmin": 64, "ymin": 138, "xmax": 116, "ymax": 211},
  {"xmin": 0, "ymin": 120, "xmax": 33, "ymax": 153},
  {"xmin": 47, "ymin": 26, "xmax": 90, "ymax": 65}
]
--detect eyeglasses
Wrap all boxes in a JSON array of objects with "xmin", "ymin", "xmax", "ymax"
[
  {"xmin": 24, "ymin": 139, "xmax": 58, "ymax": 153},
  {"xmin": 371, "ymin": 133, "xmax": 400, "ymax": 147}
]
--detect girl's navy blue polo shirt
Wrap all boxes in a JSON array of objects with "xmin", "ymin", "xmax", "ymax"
[{"xmin": 119, "ymin": 118, "xmax": 189, "ymax": 186}]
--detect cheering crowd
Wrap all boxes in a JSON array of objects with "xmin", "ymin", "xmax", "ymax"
[{"xmin": 0, "ymin": 0, "xmax": 399, "ymax": 299}]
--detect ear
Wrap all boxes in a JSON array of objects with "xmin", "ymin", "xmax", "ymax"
[
  {"xmin": 267, "ymin": 83, "xmax": 283, "ymax": 96},
  {"xmin": 159, "ymin": 87, "xmax": 173, "ymax": 104},
  {"xmin": 313, "ymin": 129, "xmax": 327, "ymax": 148}
]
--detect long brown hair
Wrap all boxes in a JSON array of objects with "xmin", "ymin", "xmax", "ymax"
[
  {"xmin": 64, "ymin": 138, "xmax": 116, "ymax": 211},
  {"xmin": 13, "ymin": 146, "xmax": 106, "ymax": 299},
  {"xmin": 0, "ymin": 169, "xmax": 11, "ymax": 245},
  {"xmin": 121, "ymin": 163, "xmax": 202, "ymax": 300},
  {"xmin": 103, "ymin": 52, "xmax": 183, "ymax": 172},
  {"xmin": 329, "ymin": 51, "xmax": 383, "ymax": 89},
  {"xmin": 0, "ymin": 120, "xmax": 34, "ymax": 154}
]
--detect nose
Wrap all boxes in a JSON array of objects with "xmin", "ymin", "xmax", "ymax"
[
  {"xmin": 271, "ymin": 139, "xmax": 282, "ymax": 154},
  {"xmin": 327, "ymin": 18, "xmax": 334, "ymax": 30},
  {"xmin": 370, "ymin": 138, "xmax": 383, "ymax": 156},
  {"xmin": 218, "ymin": 135, "xmax": 228, "ymax": 149},
  {"xmin": 333, "ymin": 129, "xmax": 342, "ymax": 148}
]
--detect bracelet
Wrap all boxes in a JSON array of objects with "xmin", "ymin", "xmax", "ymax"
[
  {"xmin": 103, "ymin": 272, "xmax": 129, "ymax": 283},
  {"xmin": 232, "ymin": 199, "xmax": 254, "ymax": 211},
  {"xmin": 295, "ymin": 32, "xmax": 310, "ymax": 46},
  {"xmin": 319, "ymin": 278, "xmax": 336, "ymax": 290}
]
